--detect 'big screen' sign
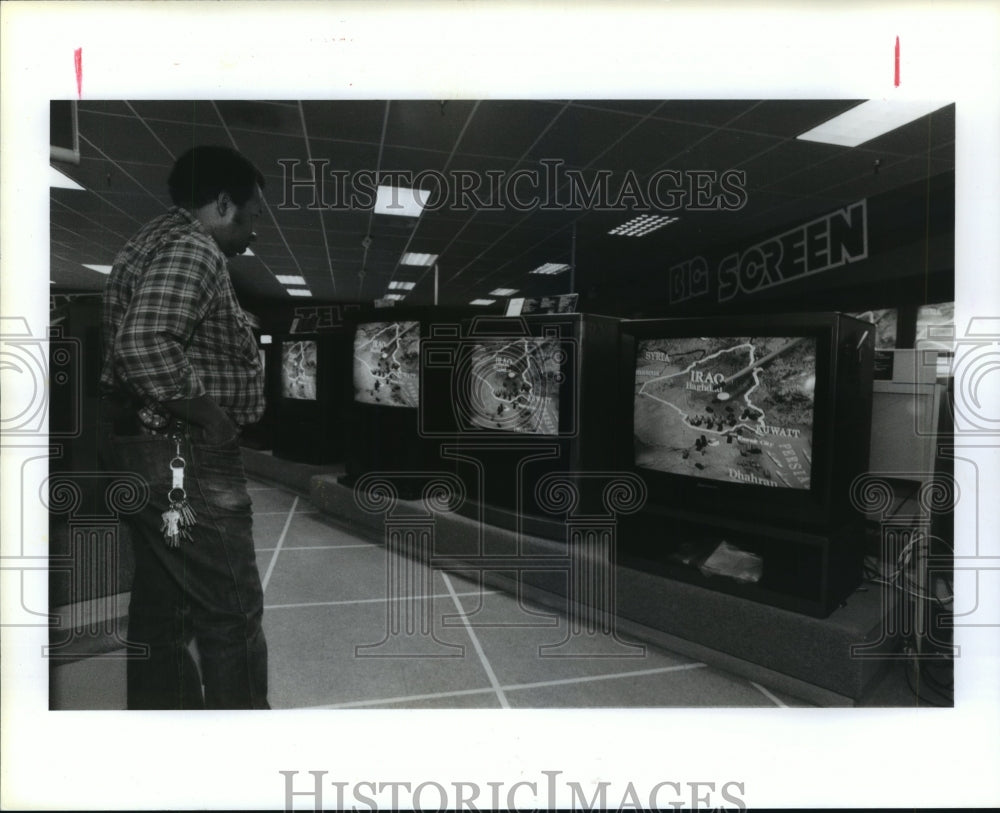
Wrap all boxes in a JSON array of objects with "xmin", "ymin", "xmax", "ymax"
[{"xmin": 669, "ymin": 200, "xmax": 868, "ymax": 304}]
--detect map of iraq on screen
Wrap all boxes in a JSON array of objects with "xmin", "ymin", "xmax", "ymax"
[
  {"xmin": 352, "ymin": 321, "xmax": 421, "ymax": 408},
  {"xmin": 282, "ymin": 339, "xmax": 318, "ymax": 400},
  {"xmin": 463, "ymin": 336, "xmax": 562, "ymax": 435},
  {"xmin": 633, "ymin": 336, "xmax": 817, "ymax": 489}
]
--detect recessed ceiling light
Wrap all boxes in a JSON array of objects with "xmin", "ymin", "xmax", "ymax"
[
  {"xmin": 260, "ymin": 335, "xmax": 273, "ymax": 345},
  {"xmin": 400, "ymin": 252, "xmax": 438, "ymax": 266},
  {"xmin": 385, "ymin": 293, "xmax": 406, "ymax": 301},
  {"xmin": 50, "ymin": 166, "xmax": 85, "ymax": 191},
  {"xmin": 797, "ymin": 99, "xmax": 950, "ymax": 147},
  {"xmin": 490, "ymin": 288, "xmax": 519, "ymax": 296},
  {"xmin": 608, "ymin": 214, "xmax": 678, "ymax": 237},
  {"xmin": 374, "ymin": 185, "xmax": 430, "ymax": 218},
  {"xmin": 528, "ymin": 263, "xmax": 570, "ymax": 276},
  {"xmin": 287, "ymin": 288, "xmax": 312, "ymax": 297},
  {"xmin": 276, "ymin": 275, "xmax": 306, "ymax": 285},
  {"xmin": 388, "ymin": 281, "xmax": 416, "ymax": 290},
  {"xmin": 82, "ymin": 264, "xmax": 112, "ymax": 274},
  {"xmin": 470, "ymin": 298, "xmax": 496, "ymax": 306}
]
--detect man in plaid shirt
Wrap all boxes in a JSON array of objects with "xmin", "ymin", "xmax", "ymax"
[{"xmin": 101, "ymin": 146, "xmax": 269, "ymax": 709}]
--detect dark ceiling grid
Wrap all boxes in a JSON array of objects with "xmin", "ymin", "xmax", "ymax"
[
  {"xmin": 356, "ymin": 101, "xmax": 391, "ymax": 301},
  {"xmin": 296, "ymin": 100, "xmax": 337, "ymax": 298},
  {"xmin": 77, "ymin": 132, "xmax": 163, "ymax": 204},
  {"xmin": 731, "ymin": 106, "xmax": 954, "ymax": 241},
  {"xmin": 415, "ymin": 101, "xmax": 576, "ymax": 301},
  {"xmin": 123, "ymin": 100, "xmax": 178, "ymax": 162},
  {"xmin": 208, "ymin": 99, "xmax": 297, "ymax": 299},
  {"xmin": 49, "ymin": 100, "xmax": 955, "ymax": 308},
  {"xmin": 377, "ymin": 100, "xmax": 484, "ymax": 303},
  {"xmin": 51, "ymin": 195, "xmax": 132, "ymax": 247},
  {"xmin": 447, "ymin": 100, "xmax": 754, "ymax": 303}
]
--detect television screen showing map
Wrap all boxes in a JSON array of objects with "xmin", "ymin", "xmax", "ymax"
[
  {"xmin": 462, "ymin": 337, "xmax": 562, "ymax": 435},
  {"xmin": 281, "ymin": 340, "xmax": 317, "ymax": 401},
  {"xmin": 634, "ymin": 336, "xmax": 816, "ymax": 489},
  {"xmin": 352, "ymin": 321, "xmax": 420, "ymax": 407}
]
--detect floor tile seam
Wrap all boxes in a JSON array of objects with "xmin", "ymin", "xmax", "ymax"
[
  {"xmin": 255, "ymin": 543, "xmax": 377, "ymax": 552},
  {"xmin": 294, "ymin": 662, "xmax": 715, "ymax": 709},
  {"xmin": 304, "ymin": 686, "xmax": 498, "ymax": 709},
  {"xmin": 264, "ymin": 588, "xmax": 498, "ymax": 610},
  {"xmin": 498, "ymin": 662, "xmax": 709, "ymax": 692},
  {"xmin": 261, "ymin": 495, "xmax": 299, "ymax": 594},
  {"xmin": 749, "ymin": 680, "xmax": 789, "ymax": 707},
  {"xmin": 440, "ymin": 572, "xmax": 511, "ymax": 708}
]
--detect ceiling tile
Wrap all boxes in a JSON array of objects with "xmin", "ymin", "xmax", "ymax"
[
  {"xmin": 216, "ymin": 101, "xmax": 303, "ymax": 136},
  {"xmin": 525, "ymin": 105, "xmax": 641, "ymax": 170},
  {"xmin": 651, "ymin": 100, "xmax": 761, "ymax": 128},
  {"xmin": 301, "ymin": 100, "xmax": 387, "ymax": 144},
  {"xmin": 728, "ymin": 100, "xmax": 864, "ymax": 138},
  {"xmin": 384, "ymin": 100, "xmax": 478, "ymax": 152},
  {"xmin": 128, "ymin": 101, "xmax": 223, "ymax": 126},
  {"xmin": 459, "ymin": 100, "xmax": 563, "ymax": 158},
  {"xmin": 860, "ymin": 103, "xmax": 956, "ymax": 156}
]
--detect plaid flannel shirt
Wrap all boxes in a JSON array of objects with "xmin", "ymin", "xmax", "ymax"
[{"xmin": 101, "ymin": 207, "xmax": 265, "ymax": 424}]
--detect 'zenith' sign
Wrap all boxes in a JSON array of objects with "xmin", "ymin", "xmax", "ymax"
[{"xmin": 669, "ymin": 200, "xmax": 869, "ymax": 304}]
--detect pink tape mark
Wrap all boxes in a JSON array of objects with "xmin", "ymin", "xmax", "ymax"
[
  {"xmin": 74, "ymin": 48, "xmax": 82, "ymax": 98},
  {"xmin": 894, "ymin": 36, "xmax": 900, "ymax": 87}
]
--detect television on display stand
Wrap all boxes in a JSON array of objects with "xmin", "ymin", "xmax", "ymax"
[
  {"xmin": 270, "ymin": 332, "xmax": 351, "ymax": 464},
  {"xmin": 418, "ymin": 312, "xmax": 621, "ymax": 537},
  {"xmin": 341, "ymin": 311, "xmax": 457, "ymax": 500},
  {"xmin": 616, "ymin": 312, "xmax": 876, "ymax": 616}
]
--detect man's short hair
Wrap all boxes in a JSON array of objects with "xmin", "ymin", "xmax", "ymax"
[{"xmin": 168, "ymin": 145, "xmax": 266, "ymax": 209}]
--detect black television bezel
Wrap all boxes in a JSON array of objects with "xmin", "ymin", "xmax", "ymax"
[{"xmin": 618, "ymin": 312, "xmax": 870, "ymax": 532}]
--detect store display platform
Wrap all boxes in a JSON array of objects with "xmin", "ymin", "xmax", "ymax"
[{"xmin": 242, "ymin": 450, "xmax": 897, "ymax": 705}]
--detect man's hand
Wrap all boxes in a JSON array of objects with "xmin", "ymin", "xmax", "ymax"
[
  {"xmin": 162, "ymin": 395, "xmax": 238, "ymax": 444},
  {"xmin": 201, "ymin": 416, "xmax": 239, "ymax": 445}
]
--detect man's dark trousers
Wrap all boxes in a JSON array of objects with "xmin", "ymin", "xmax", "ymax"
[{"xmin": 105, "ymin": 417, "xmax": 269, "ymax": 709}]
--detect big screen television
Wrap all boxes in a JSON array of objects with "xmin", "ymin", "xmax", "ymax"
[
  {"xmin": 620, "ymin": 312, "xmax": 874, "ymax": 532},
  {"xmin": 351, "ymin": 320, "xmax": 421, "ymax": 408},
  {"xmin": 342, "ymin": 309, "xmax": 474, "ymax": 496},
  {"xmin": 617, "ymin": 313, "xmax": 875, "ymax": 615},
  {"xmin": 270, "ymin": 332, "xmax": 351, "ymax": 464},
  {"xmin": 419, "ymin": 313, "xmax": 621, "ymax": 532}
]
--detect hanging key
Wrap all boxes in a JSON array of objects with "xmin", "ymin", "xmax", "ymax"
[{"xmin": 160, "ymin": 438, "xmax": 197, "ymax": 547}]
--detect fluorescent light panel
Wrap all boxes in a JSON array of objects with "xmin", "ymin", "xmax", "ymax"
[
  {"xmin": 82, "ymin": 264, "xmax": 112, "ymax": 274},
  {"xmin": 50, "ymin": 166, "xmax": 85, "ymax": 190},
  {"xmin": 374, "ymin": 185, "xmax": 430, "ymax": 217},
  {"xmin": 797, "ymin": 99, "xmax": 950, "ymax": 147},
  {"xmin": 275, "ymin": 275, "xmax": 306, "ymax": 285},
  {"xmin": 286, "ymin": 288, "xmax": 312, "ymax": 297},
  {"xmin": 529, "ymin": 263, "xmax": 570, "ymax": 276},
  {"xmin": 608, "ymin": 214, "xmax": 678, "ymax": 237},
  {"xmin": 490, "ymin": 288, "xmax": 519, "ymax": 296},
  {"xmin": 384, "ymin": 293, "xmax": 406, "ymax": 301},
  {"xmin": 388, "ymin": 281, "xmax": 416, "ymax": 290},
  {"xmin": 400, "ymin": 252, "xmax": 438, "ymax": 266},
  {"xmin": 470, "ymin": 298, "xmax": 496, "ymax": 306}
]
